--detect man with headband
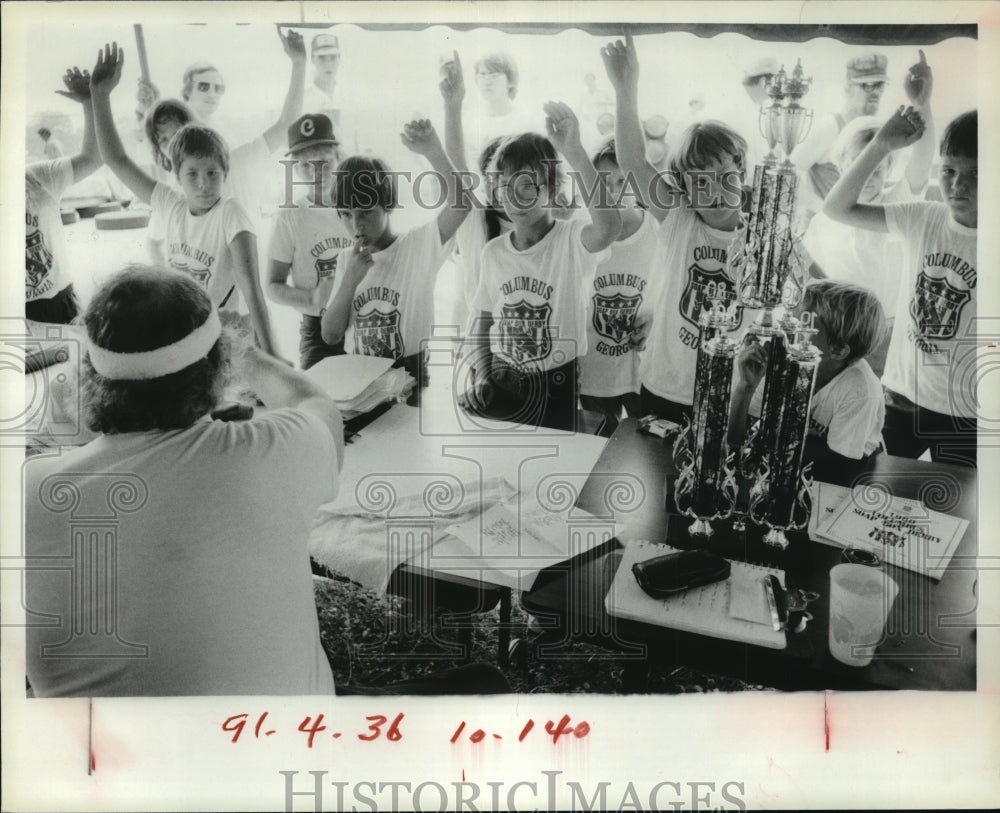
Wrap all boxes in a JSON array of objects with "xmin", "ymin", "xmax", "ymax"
[{"xmin": 24, "ymin": 265, "xmax": 343, "ymax": 696}]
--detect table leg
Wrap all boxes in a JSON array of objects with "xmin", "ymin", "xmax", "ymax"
[{"xmin": 497, "ymin": 588, "xmax": 512, "ymax": 669}]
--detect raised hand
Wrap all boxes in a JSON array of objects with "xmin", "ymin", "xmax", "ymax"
[
  {"xmin": 136, "ymin": 77, "xmax": 159, "ymax": 111},
  {"xmin": 543, "ymin": 101, "xmax": 582, "ymax": 155},
  {"xmin": 56, "ymin": 67, "xmax": 91, "ymax": 103},
  {"xmin": 904, "ymin": 49, "xmax": 933, "ymax": 108},
  {"xmin": 400, "ymin": 118, "xmax": 442, "ymax": 156},
  {"xmin": 279, "ymin": 26, "xmax": 307, "ymax": 64},
  {"xmin": 600, "ymin": 31, "xmax": 639, "ymax": 93},
  {"xmin": 90, "ymin": 42, "xmax": 124, "ymax": 96},
  {"xmin": 874, "ymin": 105, "xmax": 926, "ymax": 152},
  {"xmin": 439, "ymin": 50, "xmax": 465, "ymax": 106}
]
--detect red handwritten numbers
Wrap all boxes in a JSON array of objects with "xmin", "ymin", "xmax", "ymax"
[
  {"xmin": 357, "ymin": 713, "xmax": 404, "ymax": 742},
  {"xmin": 223, "ymin": 712, "xmax": 405, "ymax": 746},
  {"xmin": 223, "ymin": 712, "xmax": 588, "ymax": 747},
  {"xmin": 451, "ymin": 715, "xmax": 590, "ymax": 744}
]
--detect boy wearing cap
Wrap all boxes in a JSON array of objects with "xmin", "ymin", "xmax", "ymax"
[{"xmin": 267, "ymin": 113, "xmax": 353, "ymax": 369}]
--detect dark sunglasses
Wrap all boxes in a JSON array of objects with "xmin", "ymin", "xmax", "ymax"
[{"xmin": 195, "ymin": 81, "xmax": 226, "ymax": 94}]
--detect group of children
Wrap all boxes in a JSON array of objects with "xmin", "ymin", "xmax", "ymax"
[{"xmin": 26, "ymin": 34, "xmax": 979, "ymax": 472}]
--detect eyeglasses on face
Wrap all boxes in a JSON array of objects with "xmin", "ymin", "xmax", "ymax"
[
  {"xmin": 195, "ymin": 82, "xmax": 226, "ymax": 94},
  {"xmin": 858, "ymin": 82, "xmax": 886, "ymax": 93}
]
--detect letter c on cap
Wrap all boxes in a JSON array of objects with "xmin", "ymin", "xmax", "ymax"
[{"xmin": 301, "ymin": 118, "xmax": 315, "ymax": 137}]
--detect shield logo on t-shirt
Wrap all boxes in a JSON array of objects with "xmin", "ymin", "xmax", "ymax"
[
  {"xmin": 355, "ymin": 308, "xmax": 403, "ymax": 360},
  {"xmin": 25, "ymin": 230, "xmax": 53, "ymax": 291},
  {"xmin": 315, "ymin": 255, "xmax": 338, "ymax": 280},
  {"xmin": 168, "ymin": 258, "xmax": 212, "ymax": 288},
  {"xmin": 910, "ymin": 271, "xmax": 971, "ymax": 341},
  {"xmin": 593, "ymin": 292, "xmax": 641, "ymax": 344},
  {"xmin": 679, "ymin": 264, "xmax": 740, "ymax": 328},
  {"xmin": 499, "ymin": 299, "xmax": 552, "ymax": 364}
]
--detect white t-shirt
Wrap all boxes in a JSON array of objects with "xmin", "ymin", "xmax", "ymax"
[
  {"xmin": 269, "ymin": 197, "xmax": 355, "ymax": 316},
  {"xmin": 26, "ymin": 159, "xmax": 75, "ymax": 302},
  {"xmin": 149, "ymin": 136, "xmax": 272, "ymax": 241},
  {"xmin": 343, "ymin": 219, "xmax": 451, "ymax": 360},
  {"xmin": 25, "ymin": 408, "xmax": 339, "ymax": 696},
  {"xmin": 748, "ymin": 357, "xmax": 884, "ymax": 459},
  {"xmin": 804, "ymin": 180, "xmax": 913, "ymax": 319},
  {"xmin": 463, "ymin": 105, "xmax": 541, "ymax": 166},
  {"xmin": 473, "ymin": 218, "xmax": 609, "ymax": 372},
  {"xmin": 579, "ymin": 212, "xmax": 659, "ymax": 397},
  {"xmin": 640, "ymin": 205, "xmax": 749, "ymax": 405},
  {"xmin": 151, "ymin": 182, "xmax": 256, "ymax": 311},
  {"xmin": 883, "ymin": 201, "xmax": 977, "ymax": 417},
  {"xmin": 455, "ymin": 208, "xmax": 514, "ymax": 313}
]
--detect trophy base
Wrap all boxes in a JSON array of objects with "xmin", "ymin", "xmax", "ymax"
[
  {"xmin": 688, "ymin": 519, "xmax": 714, "ymax": 538},
  {"xmin": 762, "ymin": 528, "xmax": 790, "ymax": 549}
]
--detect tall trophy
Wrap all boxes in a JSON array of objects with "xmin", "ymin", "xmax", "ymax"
[
  {"xmin": 745, "ymin": 316, "xmax": 821, "ymax": 549},
  {"xmin": 728, "ymin": 59, "xmax": 822, "ymax": 549},
  {"xmin": 672, "ymin": 290, "xmax": 740, "ymax": 538}
]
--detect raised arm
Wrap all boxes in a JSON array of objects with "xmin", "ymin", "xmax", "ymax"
[
  {"xmin": 439, "ymin": 51, "xmax": 470, "ymax": 173},
  {"xmin": 601, "ymin": 32, "xmax": 671, "ymax": 223},
  {"xmin": 260, "ymin": 27, "xmax": 307, "ymax": 154},
  {"xmin": 89, "ymin": 43, "xmax": 156, "ymax": 203},
  {"xmin": 544, "ymin": 101, "xmax": 621, "ymax": 252},
  {"xmin": 320, "ymin": 242, "xmax": 373, "ymax": 345},
  {"xmin": 401, "ymin": 118, "xmax": 471, "ymax": 245},
  {"xmin": 236, "ymin": 344, "xmax": 344, "ymax": 468},
  {"xmin": 824, "ymin": 106, "xmax": 926, "ymax": 233},
  {"xmin": 56, "ymin": 67, "xmax": 103, "ymax": 182},
  {"xmin": 229, "ymin": 230, "xmax": 280, "ymax": 358},
  {"xmin": 902, "ymin": 49, "xmax": 935, "ymax": 196}
]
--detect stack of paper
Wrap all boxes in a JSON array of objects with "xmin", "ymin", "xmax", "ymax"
[
  {"xmin": 807, "ymin": 482, "xmax": 969, "ymax": 581},
  {"xmin": 305, "ymin": 354, "xmax": 415, "ymax": 418}
]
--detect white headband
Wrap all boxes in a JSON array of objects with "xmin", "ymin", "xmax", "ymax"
[{"xmin": 87, "ymin": 309, "xmax": 222, "ymax": 381}]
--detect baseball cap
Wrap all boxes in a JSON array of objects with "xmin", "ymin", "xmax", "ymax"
[
  {"xmin": 286, "ymin": 114, "xmax": 339, "ymax": 155},
  {"xmin": 744, "ymin": 56, "xmax": 780, "ymax": 80},
  {"xmin": 311, "ymin": 33, "xmax": 340, "ymax": 55},
  {"xmin": 846, "ymin": 53, "xmax": 888, "ymax": 84}
]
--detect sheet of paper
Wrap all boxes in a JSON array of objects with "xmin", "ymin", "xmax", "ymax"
[
  {"xmin": 304, "ymin": 353, "xmax": 395, "ymax": 403},
  {"xmin": 815, "ymin": 486, "xmax": 970, "ymax": 580}
]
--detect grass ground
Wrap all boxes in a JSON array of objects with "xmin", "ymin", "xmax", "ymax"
[{"xmin": 314, "ymin": 576, "xmax": 769, "ymax": 694}]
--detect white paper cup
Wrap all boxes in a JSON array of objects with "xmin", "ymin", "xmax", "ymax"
[{"xmin": 828, "ymin": 563, "xmax": 899, "ymax": 667}]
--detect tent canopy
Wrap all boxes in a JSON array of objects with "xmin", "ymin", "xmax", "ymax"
[{"xmin": 283, "ymin": 22, "xmax": 976, "ymax": 45}]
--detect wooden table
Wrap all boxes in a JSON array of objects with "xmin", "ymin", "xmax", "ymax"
[{"xmin": 522, "ymin": 418, "xmax": 978, "ymax": 691}]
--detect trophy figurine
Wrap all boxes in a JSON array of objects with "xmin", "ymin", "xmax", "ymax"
[
  {"xmin": 673, "ymin": 300, "xmax": 740, "ymax": 538},
  {"xmin": 746, "ymin": 314, "xmax": 822, "ymax": 549},
  {"xmin": 730, "ymin": 59, "xmax": 814, "ymax": 334}
]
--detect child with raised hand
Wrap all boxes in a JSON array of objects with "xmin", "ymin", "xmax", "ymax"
[
  {"xmin": 26, "ymin": 65, "xmax": 104, "ymax": 324},
  {"xmin": 824, "ymin": 107, "xmax": 977, "ymax": 468},
  {"xmin": 90, "ymin": 42, "xmax": 280, "ymax": 357},
  {"xmin": 319, "ymin": 118, "xmax": 470, "ymax": 401},
  {"xmin": 141, "ymin": 27, "xmax": 307, "ymax": 259},
  {"xmin": 729, "ymin": 281, "xmax": 888, "ymax": 480},
  {"xmin": 464, "ymin": 103, "xmax": 622, "ymax": 432},
  {"xmin": 266, "ymin": 114, "xmax": 352, "ymax": 369},
  {"xmin": 439, "ymin": 50, "xmax": 515, "ymax": 333},
  {"xmin": 578, "ymin": 137, "xmax": 659, "ymax": 436},
  {"xmin": 602, "ymin": 32, "xmax": 747, "ymax": 425},
  {"xmin": 803, "ymin": 50, "xmax": 937, "ymax": 377}
]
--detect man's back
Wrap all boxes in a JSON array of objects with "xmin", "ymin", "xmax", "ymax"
[{"xmin": 25, "ymin": 408, "xmax": 339, "ymax": 696}]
